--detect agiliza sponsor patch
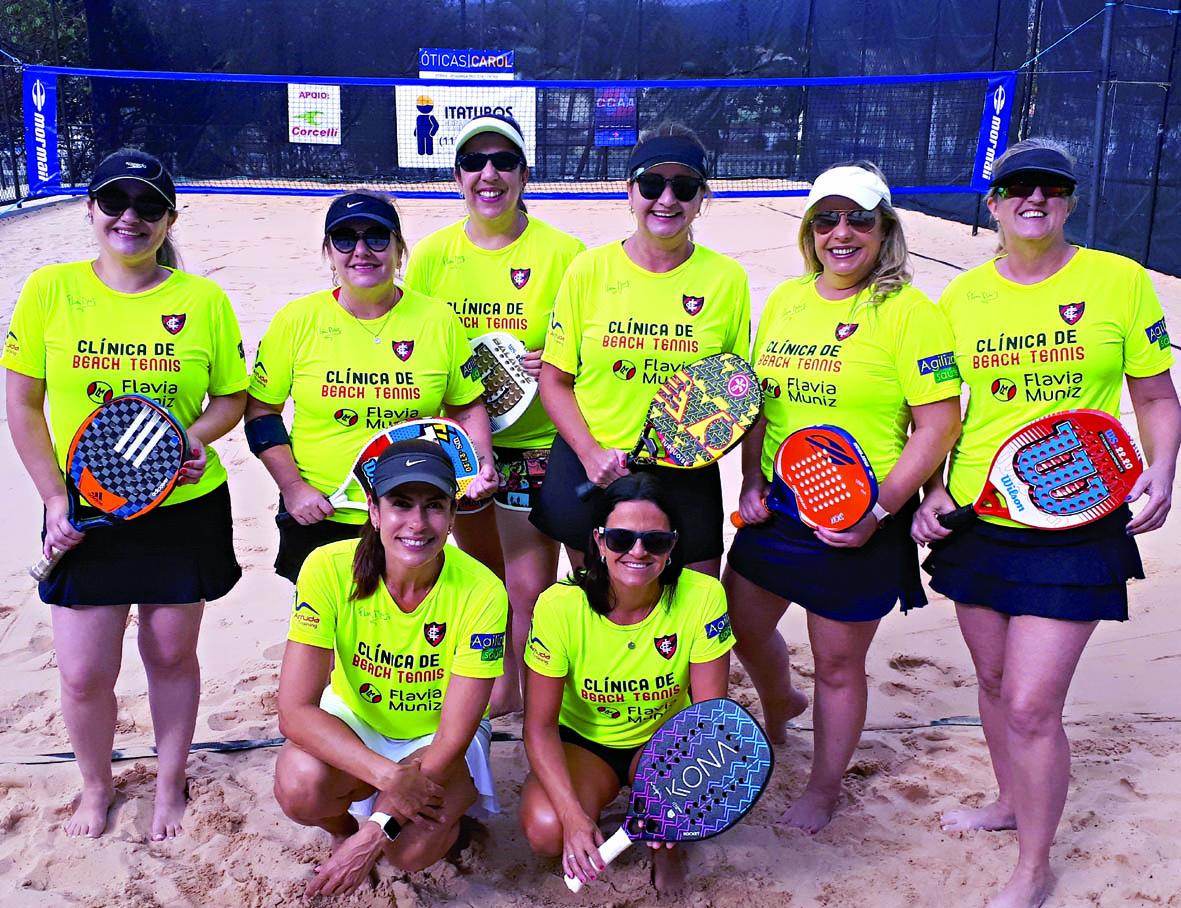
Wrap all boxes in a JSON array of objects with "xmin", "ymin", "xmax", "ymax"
[
  {"xmin": 1145, "ymin": 318, "xmax": 1170, "ymax": 350},
  {"xmin": 470, "ymin": 631, "xmax": 506, "ymax": 662},
  {"xmin": 703, "ymin": 614, "xmax": 732, "ymax": 642},
  {"xmin": 916, "ymin": 351, "xmax": 961, "ymax": 383}
]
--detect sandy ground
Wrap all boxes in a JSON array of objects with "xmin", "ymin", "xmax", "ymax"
[{"xmin": 0, "ymin": 194, "xmax": 1178, "ymax": 908}]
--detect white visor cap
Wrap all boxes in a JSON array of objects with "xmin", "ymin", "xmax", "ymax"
[{"xmin": 804, "ymin": 166, "xmax": 891, "ymax": 216}]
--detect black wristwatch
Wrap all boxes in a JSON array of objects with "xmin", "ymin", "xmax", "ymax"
[{"xmin": 367, "ymin": 811, "xmax": 403, "ymax": 841}]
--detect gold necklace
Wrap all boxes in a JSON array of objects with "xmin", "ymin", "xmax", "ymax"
[{"xmin": 340, "ymin": 291, "xmax": 399, "ymax": 344}]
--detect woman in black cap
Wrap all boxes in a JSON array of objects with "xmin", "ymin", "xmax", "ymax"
[
  {"xmin": 245, "ymin": 191, "xmax": 498, "ymax": 583},
  {"xmin": 912, "ymin": 138, "xmax": 1180, "ymax": 907},
  {"xmin": 2, "ymin": 149, "xmax": 249, "ymax": 839},
  {"xmin": 532, "ymin": 123, "xmax": 751, "ymax": 576},
  {"xmin": 274, "ymin": 439, "xmax": 507, "ymax": 897},
  {"xmin": 405, "ymin": 114, "xmax": 585, "ymax": 716}
]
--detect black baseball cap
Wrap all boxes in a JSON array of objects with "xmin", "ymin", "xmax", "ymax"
[
  {"xmin": 88, "ymin": 150, "xmax": 176, "ymax": 208},
  {"xmin": 324, "ymin": 193, "xmax": 401, "ymax": 234},
  {"xmin": 627, "ymin": 135, "xmax": 709, "ymax": 181},
  {"xmin": 990, "ymin": 146, "xmax": 1077, "ymax": 188},
  {"xmin": 370, "ymin": 440, "xmax": 458, "ymax": 499}
]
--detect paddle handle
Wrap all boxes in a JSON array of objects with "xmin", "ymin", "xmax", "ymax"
[
  {"xmin": 937, "ymin": 503, "xmax": 977, "ymax": 530},
  {"xmin": 563, "ymin": 826, "xmax": 634, "ymax": 893},
  {"xmin": 29, "ymin": 546, "xmax": 65, "ymax": 582}
]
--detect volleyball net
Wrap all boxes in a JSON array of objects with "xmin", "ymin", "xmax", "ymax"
[{"xmin": 19, "ymin": 64, "xmax": 1015, "ymax": 200}]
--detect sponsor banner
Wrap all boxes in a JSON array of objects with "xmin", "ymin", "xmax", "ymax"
[
  {"xmin": 971, "ymin": 72, "xmax": 1016, "ymax": 192},
  {"xmin": 287, "ymin": 83, "xmax": 342, "ymax": 145},
  {"xmin": 23, "ymin": 68, "xmax": 60, "ymax": 196},
  {"xmin": 419, "ymin": 47, "xmax": 514, "ymax": 81},
  {"xmin": 594, "ymin": 87, "xmax": 638, "ymax": 147},
  {"xmin": 395, "ymin": 85, "xmax": 536, "ymax": 169}
]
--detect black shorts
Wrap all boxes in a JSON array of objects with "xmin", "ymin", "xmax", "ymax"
[
  {"xmin": 274, "ymin": 498, "xmax": 363, "ymax": 583},
  {"xmin": 39, "ymin": 483, "xmax": 241, "ymax": 607},
  {"xmin": 922, "ymin": 506, "xmax": 1142, "ymax": 622},
  {"xmin": 559, "ymin": 725, "xmax": 640, "ymax": 788},
  {"xmin": 727, "ymin": 497, "xmax": 926, "ymax": 622},
  {"xmin": 529, "ymin": 434, "xmax": 724, "ymax": 563}
]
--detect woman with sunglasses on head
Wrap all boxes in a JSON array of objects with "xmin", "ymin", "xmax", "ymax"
[
  {"xmin": 274, "ymin": 440, "xmax": 507, "ymax": 898},
  {"xmin": 912, "ymin": 139, "xmax": 1179, "ymax": 908},
  {"xmin": 533, "ymin": 123, "xmax": 750, "ymax": 577},
  {"xmin": 2, "ymin": 149, "xmax": 249, "ymax": 839},
  {"xmin": 723, "ymin": 162, "xmax": 961, "ymax": 833},
  {"xmin": 404, "ymin": 114, "xmax": 585, "ymax": 716},
  {"xmin": 519, "ymin": 473, "xmax": 733, "ymax": 895},
  {"xmin": 245, "ymin": 192, "xmax": 498, "ymax": 583}
]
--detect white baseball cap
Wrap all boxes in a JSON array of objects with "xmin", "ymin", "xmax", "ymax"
[{"xmin": 804, "ymin": 165, "xmax": 891, "ymax": 215}]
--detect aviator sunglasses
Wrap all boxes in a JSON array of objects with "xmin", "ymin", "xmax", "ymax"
[
  {"xmin": 995, "ymin": 181, "xmax": 1074, "ymax": 200},
  {"xmin": 91, "ymin": 188, "xmax": 172, "ymax": 223},
  {"xmin": 596, "ymin": 527, "xmax": 679, "ymax": 556},
  {"xmin": 810, "ymin": 209, "xmax": 879, "ymax": 234},
  {"xmin": 329, "ymin": 226, "xmax": 393, "ymax": 254},
  {"xmin": 633, "ymin": 172, "xmax": 706, "ymax": 202},
  {"xmin": 457, "ymin": 151, "xmax": 525, "ymax": 173}
]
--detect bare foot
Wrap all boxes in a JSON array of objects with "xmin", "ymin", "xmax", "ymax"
[
  {"xmin": 940, "ymin": 799, "xmax": 1016, "ymax": 833},
  {"xmin": 65, "ymin": 785, "xmax": 115, "ymax": 838},
  {"xmin": 780, "ymin": 788, "xmax": 838, "ymax": 834},
  {"xmin": 651, "ymin": 846, "xmax": 687, "ymax": 897},
  {"xmin": 150, "ymin": 780, "xmax": 189, "ymax": 840},
  {"xmin": 987, "ymin": 865, "xmax": 1055, "ymax": 908},
  {"xmin": 765, "ymin": 687, "xmax": 809, "ymax": 745}
]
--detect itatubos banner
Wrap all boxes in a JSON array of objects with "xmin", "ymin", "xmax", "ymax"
[
  {"xmin": 23, "ymin": 68, "xmax": 60, "ymax": 196},
  {"xmin": 971, "ymin": 72, "xmax": 1016, "ymax": 193}
]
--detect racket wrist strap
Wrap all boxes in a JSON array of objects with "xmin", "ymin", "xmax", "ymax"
[
  {"xmin": 871, "ymin": 501, "xmax": 891, "ymax": 525},
  {"xmin": 245, "ymin": 414, "xmax": 290, "ymax": 457}
]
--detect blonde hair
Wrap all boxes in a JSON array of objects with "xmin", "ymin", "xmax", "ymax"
[
  {"xmin": 799, "ymin": 160, "xmax": 911, "ymax": 305},
  {"xmin": 320, "ymin": 190, "xmax": 407, "ymax": 279},
  {"xmin": 986, "ymin": 137, "xmax": 1080, "ymax": 253},
  {"xmin": 629, "ymin": 121, "xmax": 713, "ymax": 236}
]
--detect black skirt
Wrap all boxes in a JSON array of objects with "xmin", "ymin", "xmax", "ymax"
[
  {"xmin": 922, "ymin": 506, "xmax": 1143, "ymax": 622},
  {"xmin": 727, "ymin": 496, "xmax": 925, "ymax": 621},
  {"xmin": 40, "ymin": 483, "xmax": 241, "ymax": 607},
  {"xmin": 274, "ymin": 494, "xmax": 364, "ymax": 583}
]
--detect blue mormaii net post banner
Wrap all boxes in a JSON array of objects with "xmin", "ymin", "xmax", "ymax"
[
  {"xmin": 594, "ymin": 87, "xmax": 638, "ymax": 147},
  {"xmin": 23, "ymin": 68, "xmax": 61, "ymax": 197},
  {"xmin": 971, "ymin": 72, "xmax": 1016, "ymax": 192}
]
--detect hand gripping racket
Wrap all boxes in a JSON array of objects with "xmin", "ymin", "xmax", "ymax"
[
  {"xmin": 938, "ymin": 409, "xmax": 1143, "ymax": 531},
  {"xmin": 469, "ymin": 332, "xmax": 537, "ymax": 434},
  {"xmin": 275, "ymin": 417, "xmax": 480, "ymax": 526},
  {"xmin": 30, "ymin": 395, "xmax": 189, "ymax": 580},
  {"xmin": 563, "ymin": 697, "xmax": 773, "ymax": 893},
  {"xmin": 575, "ymin": 353, "xmax": 762, "ymax": 500},
  {"xmin": 731, "ymin": 425, "xmax": 878, "ymax": 531}
]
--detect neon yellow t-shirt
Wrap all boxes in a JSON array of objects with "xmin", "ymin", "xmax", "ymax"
[
  {"xmin": 2, "ymin": 261, "xmax": 249, "ymax": 505},
  {"xmin": 524, "ymin": 570, "xmax": 734, "ymax": 748},
  {"xmin": 542, "ymin": 242, "xmax": 751, "ymax": 450},
  {"xmin": 404, "ymin": 217, "xmax": 585, "ymax": 449},
  {"xmin": 248, "ymin": 287, "xmax": 483, "ymax": 523},
  {"xmin": 940, "ymin": 247, "xmax": 1174, "ymax": 526},
  {"xmin": 288, "ymin": 539, "xmax": 508, "ymax": 739},
  {"xmin": 751, "ymin": 277, "xmax": 959, "ymax": 481}
]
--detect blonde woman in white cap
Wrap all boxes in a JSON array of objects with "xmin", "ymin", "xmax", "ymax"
[
  {"xmin": 723, "ymin": 161, "xmax": 961, "ymax": 832},
  {"xmin": 405, "ymin": 114, "xmax": 585, "ymax": 716}
]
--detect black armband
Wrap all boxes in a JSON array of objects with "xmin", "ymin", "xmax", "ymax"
[{"xmin": 244, "ymin": 413, "xmax": 290, "ymax": 456}]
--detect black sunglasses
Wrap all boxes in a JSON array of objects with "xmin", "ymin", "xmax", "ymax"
[
  {"xmin": 92, "ymin": 189, "xmax": 172, "ymax": 223},
  {"xmin": 633, "ymin": 173, "xmax": 706, "ymax": 202},
  {"xmin": 596, "ymin": 527, "xmax": 678, "ymax": 556},
  {"xmin": 457, "ymin": 151, "xmax": 525, "ymax": 173},
  {"xmin": 329, "ymin": 227, "xmax": 393, "ymax": 253},
  {"xmin": 811, "ymin": 209, "xmax": 879, "ymax": 235},
  {"xmin": 995, "ymin": 182, "xmax": 1074, "ymax": 200}
]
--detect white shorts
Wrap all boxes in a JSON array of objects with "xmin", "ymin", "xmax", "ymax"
[{"xmin": 319, "ymin": 686, "xmax": 499, "ymax": 819}]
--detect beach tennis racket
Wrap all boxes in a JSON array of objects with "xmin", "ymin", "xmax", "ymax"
[
  {"xmin": 575, "ymin": 353, "xmax": 762, "ymax": 500},
  {"xmin": 469, "ymin": 332, "xmax": 537, "ymax": 434},
  {"xmin": 938, "ymin": 409, "xmax": 1143, "ymax": 531},
  {"xmin": 276, "ymin": 417, "xmax": 480, "ymax": 526},
  {"xmin": 731, "ymin": 425, "xmax": 878, "ymax": 531},
  {"xmin": 30, "ymin": 395, "xmax": 189, "ymax": 581},
  {"xmin": 563, "ymin": 697, "xmax": 773, "ymax": 893}
]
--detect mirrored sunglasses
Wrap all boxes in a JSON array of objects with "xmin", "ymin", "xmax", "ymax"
[
  {"xmin": 457, "ymin": 151, "xmax": 525, "ymax": 173},
  {"xmin": 811, "ymin": 209, "xmax": 879, "ymax": 235},
  {"xmin": 995, "ymin": 182, "xmax": 1074, "ymax": 200}
]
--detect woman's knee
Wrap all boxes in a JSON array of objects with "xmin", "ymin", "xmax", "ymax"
[
  {"xmin": 519, "ymin": 779, "xmax": 565, "ymax": 856},
  {"xmin": 58, "ymin": 656, "xmax": 120, "ymax": 700},
  {"xmin": 1002, "ymin": 688, "xmax": 1062, "ymax": 740},
  {"xmin": 138, "ymin": 632, "xmax": 198, "ymax": 674},
  {"xmin": 274, "ymin": 752, "xmax": 336, "ymax": 821}
]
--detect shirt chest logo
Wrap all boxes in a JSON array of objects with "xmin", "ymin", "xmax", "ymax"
[
  {"xmin": 654, "ymin": 634, "xmax": 678, "ymax": 659},
  {"xmin": 423, "ymin": 621, "xmax": 447, "ymax": 647},
  {"xmin": 161, "ymin": 314, "xmax": 187, "ymax": 335},
  {"xmin": 682, "ymin": 295, "xmax": 705, "ymax": 316},
  {"xmin": 1059, "ymin": 302, "xmax": 1085, "ymax": 325},
  {"xmin": 392, "ymin": 340, "xmax": 415, "ymax": 361},
  {"xmin": 835, "ymin": 322, "xmax": 859, "ymax": 341},
  {"xmin": 510, "ymin": 267, "xmax": 531, "ymax": 289}
]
